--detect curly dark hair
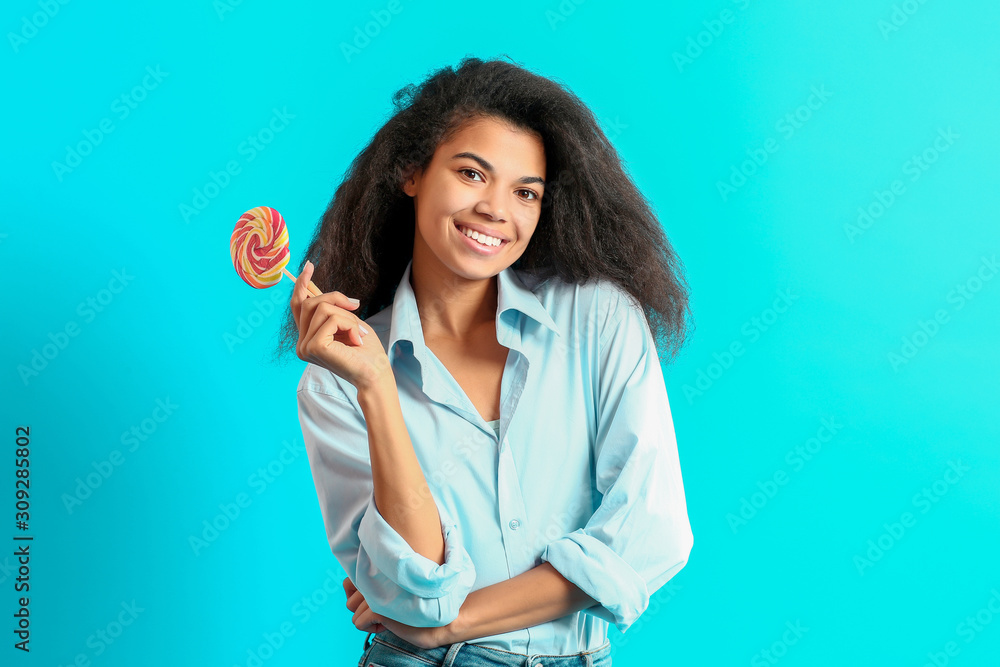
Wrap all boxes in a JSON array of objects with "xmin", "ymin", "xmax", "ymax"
[{"xmin": 272, "ymin": 55, "xmax": 693, "ymax": 365}]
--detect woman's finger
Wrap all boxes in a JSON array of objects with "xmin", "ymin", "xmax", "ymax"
[
  {"xmin": 294, "ymin": 277, "xmax": 372, "ymax": 362},
  {"xmin": 291, "ymin": 261, "xmax": 317, "ymax": 332},
  {"xmin": 296, "ymin": 289, "xmax": 365, "ymax": 336},
  {"xmin": 303, "ymin": 303, "xmax": 366, "ymax": 354},
  {"xmin": 303, "ymin": 304, "xmax": 349, "ymax": 354},
  {"xmin": 322, "ymin": 288, "xmax": 362, "ymax": 312},
  {"xmin": 351, "ymin": 599, "xmax": 367, "ymax": 630},
  {"xmin": 346, "ymin": 589, "xmax": 363, "ymax": 614},
  {"xmin": 294, "ymin": 295, "xmax": 322, "ymax": 361},
  {"xmin": 343, "ymin": 577, "xmax": 357, "ymax": 598},
  {"xmin": 291, "ymin": 260, "xmax": 359, "ymax": 316},
  {"xmin": 353, "ymin": 599, "xmax": 383, "ymax": 632},
  {"xmin": 303, "ymin": 315, "xmax": 361, "ymax": 367}
]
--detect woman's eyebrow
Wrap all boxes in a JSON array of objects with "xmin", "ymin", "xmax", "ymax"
[{"xmin": 450, "ymin": 151, "xmax": 545, "ymax": 186}]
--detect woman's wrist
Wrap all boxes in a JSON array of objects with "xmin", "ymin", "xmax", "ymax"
[
  {"xmin": 356, "ymin": 367, "xmax": 397, "ymax": 412},
  {"xmin": 443, "ymin": 603, "xmax": 475, "ymax": 645}
]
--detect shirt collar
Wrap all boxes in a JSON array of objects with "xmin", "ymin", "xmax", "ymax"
[{"xmin": 387, "ymin": 258, "xmax": 560, "ymax": 365}]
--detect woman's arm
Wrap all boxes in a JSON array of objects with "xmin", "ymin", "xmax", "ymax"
[
  {"xmin": 445, "ymin": 562, "xmax": 598, "ymax": 643},
  {"xmin": 300, "ymin": 367, "xmax": 476, "ymax": 629},
  {"xmin": 358, "ymin": 372, "xmax": 445, "ymax": 566}
]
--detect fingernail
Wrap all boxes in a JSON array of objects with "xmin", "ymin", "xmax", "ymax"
[
  {"xmin": 348, "ymin": 297, "xmax": 360, "ymax": 304},
  {"xmin": 360, "ymin": 324, "xmax": 370, "ymax": 334}
]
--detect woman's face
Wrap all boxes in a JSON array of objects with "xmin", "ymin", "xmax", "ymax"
[{"xmin": 403, "ymin": 115, "xmax": 546, "ymax": 282}]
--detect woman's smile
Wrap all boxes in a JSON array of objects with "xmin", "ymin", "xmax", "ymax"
[{"xmin": 453, "ymin": 221, "xmax": 510, "ymax": 256}]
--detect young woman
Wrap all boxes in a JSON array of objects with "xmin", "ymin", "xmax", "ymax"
[{"xmin": 282, "ymin": 56, "xmax": 695, "ymax": 666}]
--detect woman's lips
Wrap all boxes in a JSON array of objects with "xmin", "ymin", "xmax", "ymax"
[{"xmin": 454, "ymin": 222, "xmax": 508, "ymax": 255}]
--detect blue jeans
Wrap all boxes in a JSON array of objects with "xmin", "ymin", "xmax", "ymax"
[{"xmin": 357, "ymin": 630, "xmax": 612, "ymax": 667}]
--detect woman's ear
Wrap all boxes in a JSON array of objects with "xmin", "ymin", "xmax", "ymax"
[{"xmin": 401, "ymin": 165, "xmax": 421, "ymax": 197}]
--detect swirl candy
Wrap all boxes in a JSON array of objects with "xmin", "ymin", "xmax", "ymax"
[
  {"xmin": 231, "ymin": 206, "xmax": 290, "ymax": 288},
  {"xmin": 230, "ymin": 206, "xmax": 323, "ymax": 296}
]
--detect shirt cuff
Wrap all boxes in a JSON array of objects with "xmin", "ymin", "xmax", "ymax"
[
  {"xmin": 541, "ymin": 530, "xmax": 652, "ymax": 634},
  {"xmin": 356, "ymin": 493, "xmax": 476, "ymax": 600}
]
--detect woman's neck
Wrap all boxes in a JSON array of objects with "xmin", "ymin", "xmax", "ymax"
[{"xmin": 410, "ymin": 259, "xmax": 498, "ymax": 342}]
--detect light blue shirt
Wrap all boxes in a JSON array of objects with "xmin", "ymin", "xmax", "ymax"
[{"xmin": 296, "ymin": 258, "xmax": 693, "ymax": 655}]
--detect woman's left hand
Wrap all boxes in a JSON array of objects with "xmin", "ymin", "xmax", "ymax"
[{"xmin": 343, "ymin": 577, "xmax": 453, "ymax": 650}]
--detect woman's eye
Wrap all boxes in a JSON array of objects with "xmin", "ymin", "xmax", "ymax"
[{"xmin": 460, "ymin": 169, "xmax": 538, "ymax": 201}]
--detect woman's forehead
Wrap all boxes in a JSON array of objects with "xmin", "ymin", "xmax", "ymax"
[{"xmin": 434, "ymin": 117, "xmax": 546, "ymax": 178}]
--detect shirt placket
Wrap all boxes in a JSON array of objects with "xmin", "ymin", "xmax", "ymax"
[
  {"xmin": 407, "ymin": 313, "xmax": 548, "ymax": 654},
  {"xmin": 495, "ymin": 323, "xmax": 549, "ymax": 655},
  {"xmin": 496, "ymin": 350, "xmax": 533, "ymax": 571}
]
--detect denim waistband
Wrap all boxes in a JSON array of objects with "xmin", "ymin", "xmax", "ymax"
[{"xmin": 364, "ymin": 629, "xmax": 612, "ymax": 666}]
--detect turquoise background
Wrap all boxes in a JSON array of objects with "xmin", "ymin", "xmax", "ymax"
[{"xmin": 4, "ymin": 0, "xmax": 998, "ymax": 665}]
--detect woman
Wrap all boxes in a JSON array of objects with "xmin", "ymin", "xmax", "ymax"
[{"xmin": 282, "ymin": 56, "xmax": 695, "ymax": 666}]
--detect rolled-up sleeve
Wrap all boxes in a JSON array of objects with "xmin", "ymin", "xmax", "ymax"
[
  {"xmin": 297, "ymin": 366, "xmax": 477, "ymax": 627},
  {"xmin": 540, "ymin": 283, "xmax": 694, "ymax": 634}
]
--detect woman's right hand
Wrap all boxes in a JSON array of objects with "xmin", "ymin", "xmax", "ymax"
[{"xmin": 291, "ymin": 260, "xmax": 389, "ymax": 393}]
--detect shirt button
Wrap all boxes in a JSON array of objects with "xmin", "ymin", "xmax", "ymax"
[{"xmin": 508, "ymin": 519, "xmax": 520, "ymax": 530}]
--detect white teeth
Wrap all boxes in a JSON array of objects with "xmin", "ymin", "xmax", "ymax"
[{"xmin": 460, "ymin": 225, "xmax": 502, "ymax": 247}]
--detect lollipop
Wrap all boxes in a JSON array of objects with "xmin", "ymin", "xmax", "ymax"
[{"xmin": 231, "ymin": 206, "xmax": 321, "ymax": 295}]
